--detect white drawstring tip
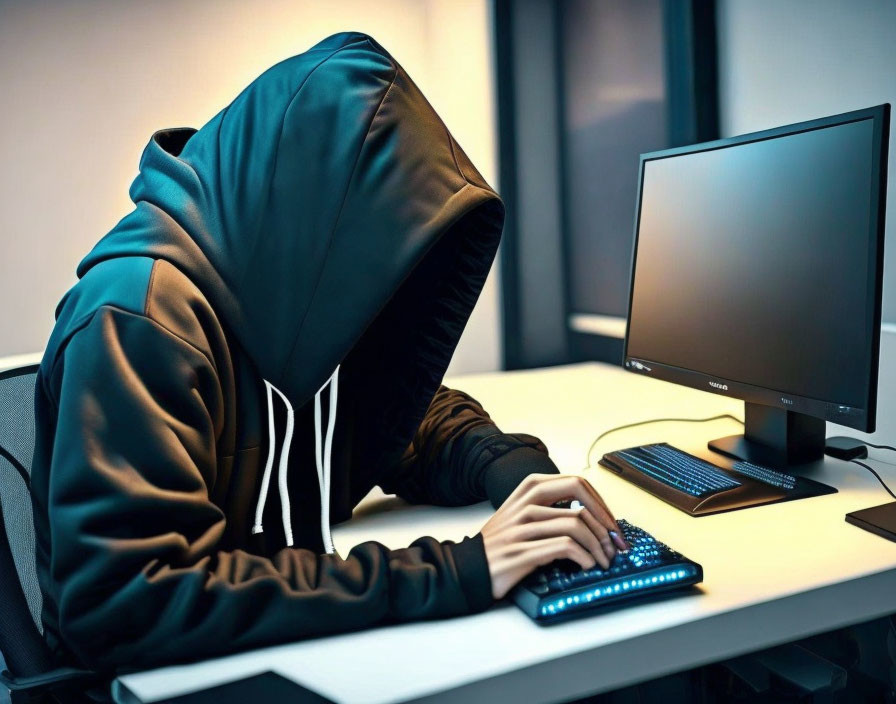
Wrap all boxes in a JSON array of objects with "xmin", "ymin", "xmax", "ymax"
[{"xmin": 251, "ymin": 524, "xmax": 264, "ymax": 535}]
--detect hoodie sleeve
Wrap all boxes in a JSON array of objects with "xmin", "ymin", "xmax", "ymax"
[
  {"xmin": 40, "ymin": 306, "xmax": 492, "ymax": 672},
  {"xmin": 379, "ymin": 386, "xmax": 561, "ymax": 509}
]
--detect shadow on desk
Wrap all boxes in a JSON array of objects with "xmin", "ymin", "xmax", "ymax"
[
  {"xmin": 150, "ymin": 671, "xmax": 332, "ymax": 704},
  {"xmin": 572, "ymin": 613, "xmax": 896, "ymax": 704}
]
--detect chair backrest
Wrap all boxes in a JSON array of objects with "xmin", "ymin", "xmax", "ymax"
[{"xmin": 0, "ymin": 364, "xmax": 54, "ymax": 677}]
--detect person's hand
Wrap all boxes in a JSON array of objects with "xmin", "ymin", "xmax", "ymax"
[{"xmin": 480, "ymin": 473, "xmax": 629, "ymax": 599}]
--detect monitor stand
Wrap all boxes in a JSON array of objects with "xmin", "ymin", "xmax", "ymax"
[{"xmin": 708, "ymin": 402, "xmax": 826, "ymax": 471}]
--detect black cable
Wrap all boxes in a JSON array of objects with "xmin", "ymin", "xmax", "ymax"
[
  {"xmin": 849, "ymin": 459, "xmax": 896, "ymax": 501},
  {"xmin": 863, "ymin": 440, "xmax": 896, "ymax": 452},
  {"xmin": 583, "ymin": 414, "xmax": 744, "ymax": 471}
]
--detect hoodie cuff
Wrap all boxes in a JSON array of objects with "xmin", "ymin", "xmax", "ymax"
[
  {"xmin": 448, "ymin": 533, "xmax": 494, "ymax": 613},
  {"xmin": 483, "ymin": 445, "xmax": 561, "ymax": 509}
]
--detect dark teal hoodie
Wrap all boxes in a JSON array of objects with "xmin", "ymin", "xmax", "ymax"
[{"xmin": 30, "ymin": 32, "xmax": 558, "ymax": 673}]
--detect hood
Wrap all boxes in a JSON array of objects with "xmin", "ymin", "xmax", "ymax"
[{"xmin": 75, "ymin": 31, "xmax": 503, "ymax": 420}]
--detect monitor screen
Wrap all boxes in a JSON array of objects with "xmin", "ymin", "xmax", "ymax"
[{"xmin": 625, "ymin": 111, "xmax": 886, "ymax": 430}]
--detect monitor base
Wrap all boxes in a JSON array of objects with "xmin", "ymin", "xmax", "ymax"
[{"xmin": 708, "ymin": 402, "xmax": 826, "ymax": 471}]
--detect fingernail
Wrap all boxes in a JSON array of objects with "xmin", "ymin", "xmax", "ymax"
[{"xmin": 609, "ymin": 530, "xmax": 629, "ymax": 551}]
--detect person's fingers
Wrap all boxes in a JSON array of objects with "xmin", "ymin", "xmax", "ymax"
[
  {"xmin": 516, "ymin": 499, "xmax": 618, "ymax": 560},
  {"xmin": 523, "ymin": 535, "xmax": 597, "ymax": 572},
  {"xmin": 583, "ymin": 485, "xmax": 617, "ymax": 526},
  {"xmin": 571, "ymin": 480, "xmax": 620, "ymax": 533},
  {"xmin": 587, "ymin": 482, "xmax": 632, "ymax": 552},
  {"xmin": 570, "ymin": 505, "xmax": 618, "ymax": 562},
  {"xmin": 542, "ymin": 502, "xmax": 616, "ymax": 563},
  {"xmin": 486, "ymin": 535, "xmax": 597, "ymax": 599},
  {"xmin": 511, "ymin": 513, "xmax": 611, "ymax": 569},
  {"xmin": 608, "ymin": 528, "xmax": 629, "ymax": 552},
  {"xmin": 503, "ymin": 473, "xmax": 560, "ymax": 510},
  {"xmin": 520, "ymin": 475, "xmax": 627, "ymax": 552},
  {"xmin": 517, "ymin": 504, "xmax": 584, "ymax": 523},
  {"xmin": 507, "ymin": 475, "xmax": 621, "ymax": 538},
  {"xmin": 522, "ymin": 475, "xmax": 621, "ymax": 536}
]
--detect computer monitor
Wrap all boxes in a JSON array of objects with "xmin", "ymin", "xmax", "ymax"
[{"xmin": 624, "ymin": 104, "xmax": 890, "ymax": 470}]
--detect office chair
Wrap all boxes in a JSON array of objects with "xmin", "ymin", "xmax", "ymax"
[{"xmin": 0, "ymin": 364, "xmax": 103, "ymax": 704}]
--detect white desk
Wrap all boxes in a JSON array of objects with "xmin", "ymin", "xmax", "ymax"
[
  {"xmin": 112, "ymin": 363, "xmax": 896, "ymax": 704},
  {"xmin": 0, "ymin": 352, "xmax": 42, "ymax": 372}
]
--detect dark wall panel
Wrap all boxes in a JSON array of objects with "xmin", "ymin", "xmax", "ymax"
[{"xmin": 560, "ymin": 0, "xmax": 669, "ymax": 319}]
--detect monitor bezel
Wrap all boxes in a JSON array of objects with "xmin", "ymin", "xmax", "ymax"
[{"xmin": 623, "ymin": 103, "xmax": 890, "ymax": 433}]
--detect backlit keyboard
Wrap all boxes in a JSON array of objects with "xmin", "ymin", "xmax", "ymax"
[
  {"xmin": 511, "ymin": 519, "xmax": 702, "ymax": 622},
  {"xmin": 612, "ymin": 444, "xmax": 742, "ymax": 497},
  {"xmin": 598, "ymin": 442, "xmax": 820, "ymax": 516}
]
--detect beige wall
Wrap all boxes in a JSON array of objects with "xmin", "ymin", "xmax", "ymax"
[{"xmin": 0, "ymin": 0, "xmax": 502, "ymax": 374}]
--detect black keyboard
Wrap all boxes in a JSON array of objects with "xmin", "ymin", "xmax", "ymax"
[
  {"xmin": 511, "ymin": 519, "xmax": 702, "ymax": 622},
  {"xmin": 599, "ymin": 443, "xmax": 834, "ymax": 516},
  {"xmin": 612, "ymin": 444, "xmax": 742, "ymax": 497}
]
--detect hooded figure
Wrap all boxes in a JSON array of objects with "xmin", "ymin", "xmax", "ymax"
[{"xmin": 30, "ymin": 32, "xmax": 559, "ymax": 672}]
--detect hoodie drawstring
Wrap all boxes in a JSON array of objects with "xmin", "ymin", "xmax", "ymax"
[
  {"xmin": 314, "ymin": 365, "xmax": 339, "ymax": 554},
  {"xmin": 251, "ymin": 381, "xmax": 278, "ymax": 539},
  {"xmin": 251, "ymin": 366, "xmax": 339, "ymax": 553}
]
